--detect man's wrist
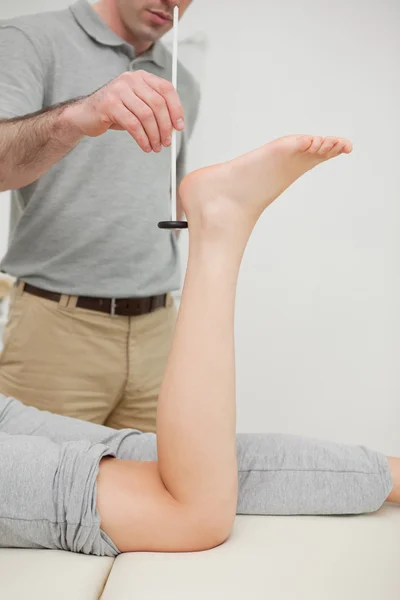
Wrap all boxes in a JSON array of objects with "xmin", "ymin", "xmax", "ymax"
[{"xmin": 56, "ymin": 100, "xmax": 86, "ymax": 146}]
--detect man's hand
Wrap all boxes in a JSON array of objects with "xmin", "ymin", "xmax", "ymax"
[{"xmin": 64, "ymin": 71, "xmax": 185, "ymax": 153}]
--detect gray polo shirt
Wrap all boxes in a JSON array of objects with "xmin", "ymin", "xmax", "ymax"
[{"xmin": 0, "ymin": 0, "xmax": 200, "ymax": 297}]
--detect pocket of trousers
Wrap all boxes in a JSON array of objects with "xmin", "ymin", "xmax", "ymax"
[{"xmin": 0, "ymin": 294, "xmax": 33, "ymax": 366}]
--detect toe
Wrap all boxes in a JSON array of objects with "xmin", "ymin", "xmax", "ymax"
[
  {"xmin": 307, "ymin": 136, "xmax": 324, "ymax": 154},
  {"xmin": 296, "ymin": 135, "xmax": 314, "ymax": 152},
  {"xmin": 343, "ymin": 139, "xmax": 353, "ymax": 154},
  {"xmin": 317, "ymin": 137, "xmax": 338, "ymax": 156},
  {"xmin": 326, "ymin": 138, "xmax": 351, "ymax": 158}
]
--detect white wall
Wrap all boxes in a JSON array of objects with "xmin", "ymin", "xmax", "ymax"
[
  {"xmin": 1, "ymin": 0, "xmax": 399, "ymax": 454},
  {"xmin": 180, "ymin": 0, "xmax": 400, "ymax": 454}
]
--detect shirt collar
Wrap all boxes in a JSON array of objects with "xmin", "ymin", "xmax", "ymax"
[{"xmin": 70, "ymin": 0, "xmax": 168, "ymax": 68}]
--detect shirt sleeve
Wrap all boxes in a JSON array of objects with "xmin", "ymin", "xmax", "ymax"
[{"xmin": 0, "ymin": 25, "xmax": 44, "ymax": 119}]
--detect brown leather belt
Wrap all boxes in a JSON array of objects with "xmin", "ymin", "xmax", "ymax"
[{"xmin": 23, "ymin": 283, "xmax": 167, "ymax": 317}]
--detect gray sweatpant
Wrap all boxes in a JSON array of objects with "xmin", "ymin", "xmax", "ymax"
[{"xmin": 0, "ymin": 395, "xmax": 393, "ymax": 557}]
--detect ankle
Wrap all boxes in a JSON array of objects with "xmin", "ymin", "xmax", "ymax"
[{"xmin": 180, "ymin": 171, "xmax": 254, "ymax": 242}]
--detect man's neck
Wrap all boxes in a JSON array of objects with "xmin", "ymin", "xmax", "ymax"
[{"xmin": 92, "ymin": 0, "xmax": 152, "ymax": 55}]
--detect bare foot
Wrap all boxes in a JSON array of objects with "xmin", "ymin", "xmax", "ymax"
[{"xmin": 180, "ymin": 135, "xmax": 352, "ymax": 233}]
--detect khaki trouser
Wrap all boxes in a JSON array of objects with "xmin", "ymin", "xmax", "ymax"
[{"xmin": 0, "ymin": 283, "xmax": 177, "ymax": 432}]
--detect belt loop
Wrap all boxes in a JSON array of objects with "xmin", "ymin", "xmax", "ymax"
[
  {"xmin": 15, "ymin": 280, "xmax": 25, "ymax": 298},
  {"xmin": 59, "ymin": 294, "xmax": 78, "ymax": 311},
  {"xmin": 58, "ymin": 294, "xmax": 70, "ymax": 309},
  {"xmin": 67, "ymin": 295, "xmax": 78, "ymax": 310}
]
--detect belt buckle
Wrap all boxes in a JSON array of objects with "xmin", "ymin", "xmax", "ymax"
[{"xmin": 111, "ymin": 298, "xmax": 117, "ymax": 317}]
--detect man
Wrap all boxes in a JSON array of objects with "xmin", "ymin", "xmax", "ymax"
[
  {"xmin": 0, "ymin": 133, "xmax": 398, "ymax": 556},
  {"xmin": 0, "ymin": 0, "xmax": 199, "ymax": 432}
]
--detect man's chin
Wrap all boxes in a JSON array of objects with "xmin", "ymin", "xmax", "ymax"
[{"xmin": 138, "ymin": 24, "xmax": 167, "ymax": 43}]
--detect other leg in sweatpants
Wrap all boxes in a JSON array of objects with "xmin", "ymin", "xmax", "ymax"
[{"xmin": 0, "ymin": 395, "xmax": 395, "ymax": 518}]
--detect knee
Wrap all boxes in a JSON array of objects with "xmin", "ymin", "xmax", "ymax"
[
  {"xmin": 201, "ymin": 515, "xmax": 235, "ymax": 550},
  {"xmin": 185, "ymin": 501, "xmax": 236, "ymax": 551}
]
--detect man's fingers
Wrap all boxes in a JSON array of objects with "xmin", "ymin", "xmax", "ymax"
[
  {"xmin": 78, "ymin": 71, "xmax": 185, "ymax": 150},
  {"xmin": 120, "ymin": 89, "xmax": 162, "ymax": 152},
  {"xmin": 109, "ymin": 103, "xmax": 151, "ymax": 152},
  {"xmin": 133, "ymin": 82, "xmax": 174, "ymax": 148},
  {"xmin": 141, "ymin": 71, "xmax": 185, "ymax": 132}
]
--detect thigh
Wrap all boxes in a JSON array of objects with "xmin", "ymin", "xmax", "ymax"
[
  {"xmin": 0, "ymin": 291, "xmax": 128, "ymax": 424},
  {"xmin": 0, "ymin": 432, "xmax": 118, "ymax": 556},
  {"xmin": 0, "ymin": 394, "xmax": 158, "ymax": 461},
  {"xmin": 106, "ymin": 296, "xmax": 177, "ymax": 432}
]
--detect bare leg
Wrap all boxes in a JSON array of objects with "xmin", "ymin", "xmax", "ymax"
[
  {"xmin": 387, "ymin": 458, "xmax": 400, "ymax": 503},
  {"xmin": 97, "ymin": 134, "xmax": 353, "ymax": 552}
]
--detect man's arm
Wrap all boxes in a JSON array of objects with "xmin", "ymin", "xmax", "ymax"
[
  {"xmin": 0, "ymin": 103, "xmax": 83, "ymax": 192},
  {"xmin": 0, "ymin": 70, "xmax": 186, "ymax": 193}
]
